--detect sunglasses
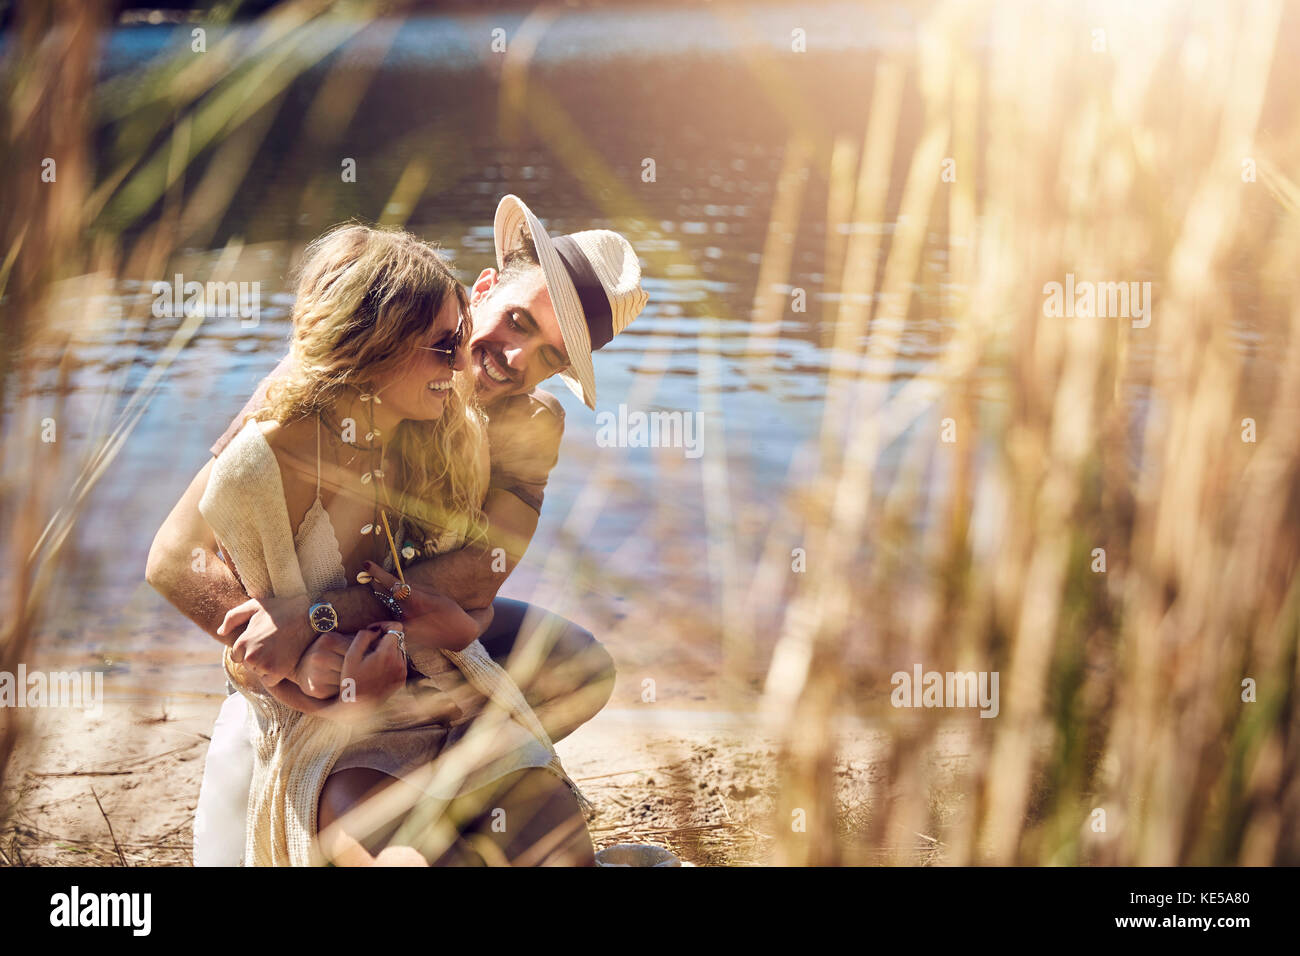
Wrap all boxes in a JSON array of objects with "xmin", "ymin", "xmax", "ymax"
[{"xmin": 414, "ymin": 309, "xmax": 467, "ymax": 366}]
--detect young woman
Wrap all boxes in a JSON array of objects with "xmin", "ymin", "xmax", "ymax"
[{"xmin": 196, "ymin": 224, "xmax": 592, "ymax": 866}]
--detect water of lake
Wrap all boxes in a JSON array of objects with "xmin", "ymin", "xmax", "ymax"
[{"xmin": 18, "ymin": 3, "xmax": 1267, "ymax": 701}]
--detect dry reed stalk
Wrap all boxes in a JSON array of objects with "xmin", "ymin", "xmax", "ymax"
[
  {"xmin": 704, "ymin": 0, "xmax": 1300, "ymax": 867},
  {"xmin": 0, "ymin": 0, "xmax": 392, "ymax": 846}
]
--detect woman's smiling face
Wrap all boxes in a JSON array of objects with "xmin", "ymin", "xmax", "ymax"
[{"xmin": 374, "ymin": 293, "xmax": 468, "ymax": 423}]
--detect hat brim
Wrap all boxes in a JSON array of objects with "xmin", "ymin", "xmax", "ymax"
[{"xmin": 493, "ymin": 195, "xmax": 598, "ymax": 410}]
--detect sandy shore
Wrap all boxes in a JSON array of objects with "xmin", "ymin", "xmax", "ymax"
[
  {"xmin": 2, "ymin": 587, "xmax": 936, "ymax": 866},
  {"xmin": 1, "ymin": 691, "xmax": 899, "ymax": 866}
]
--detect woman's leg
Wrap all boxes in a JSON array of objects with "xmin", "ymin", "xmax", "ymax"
[
  {"xmin": 193, "ymin": 692, "xmax": 254, "ymax": 866},
  {"xmin": 478, "ymin": 598, "xmax": 616, "ymax": 742},
  {"xmin": 318, "ymin": 768, "xmax": 412, "ymax": 865},
  {"xmin": 318, "ymin": 766, "xmax": 594, "ymax": 866},
  {"xmin": 318, "ymin": 768, "xmax": 483, "ymax": 866}
]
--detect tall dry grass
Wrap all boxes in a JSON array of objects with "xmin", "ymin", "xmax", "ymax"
[
  {"xmin": 0, "ymin": 0, "xmax": 394, "ymax": 843},
  {"xmin": 2, "ymin": 0, "xmax": 1296, "ymax": 867},
  {"xmin": 0, "ymin": 0, "xmax": 106, "ymax": 817},
  {"xmin": 491, "ymin": 0, "xmax": 1299, "ymax": 865},
  {"xmin": 750, "ymin": 0, "xmax": 1300, "ymax": 865}
]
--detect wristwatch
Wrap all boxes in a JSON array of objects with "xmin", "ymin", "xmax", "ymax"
[{"xmin": 308, "ymin": 601, "xmax": 339, "ymax": 633}]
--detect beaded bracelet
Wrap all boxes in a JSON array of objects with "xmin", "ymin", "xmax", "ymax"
[{"xmin": 371, "ymin": 588, "xmax": 404, "ymax": 620}]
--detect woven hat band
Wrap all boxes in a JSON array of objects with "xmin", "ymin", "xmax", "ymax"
[{"xmin": 552, "ymin": 234, "xmax": 614, "ymax": 352}]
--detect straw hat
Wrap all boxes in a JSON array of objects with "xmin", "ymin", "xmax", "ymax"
[{"xmin": 493, "ymin": 195, "xmax": 648, "ymax": 410}]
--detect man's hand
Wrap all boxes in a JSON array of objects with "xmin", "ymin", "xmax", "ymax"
[
  {"xmin": 466, "ymin": 604, "xmax": 494, "ymax": 638},
  {"xmin": 219, "ymin": 594, "xmax": 315, "ymax": 685},
  {"xmin": 294, "ymin": 630, "xmax": 350, "ymax": 699}
]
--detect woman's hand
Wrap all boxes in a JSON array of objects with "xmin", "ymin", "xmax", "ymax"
[
  {"xmin": 369, "ymin": 846, "xmax": 429, "ymax": 867},
  {"xmin": 320, "ymin": 829, "xmax": 428, "ymax": 867},
  {"xmin": 362, "ymin": 562, "xmax": 479, "ymax": 654},
  {"xmin": 294, "ymin": 630, "xmax": 349, "ymax": 699},
  {"xmin": 257, "ymin": 627, "xmax": 403, "ymax": 721},
  {"xmin": 219, "ymin": 594, "xmax": 315, "ymax": 685},
  {"xmin": 335, "ymin": 625, "xmax": 408, "ymax": 720},
  {"xmin": 265, "ymin": 626, "xmax": 406, "ymax": 721}
]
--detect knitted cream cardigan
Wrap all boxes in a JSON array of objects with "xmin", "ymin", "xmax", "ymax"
[{"xmin": 199, "ymin": 420, "xmax": 587, "ymax": 866}]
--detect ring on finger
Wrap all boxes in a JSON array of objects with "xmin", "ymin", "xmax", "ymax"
[{"xmin": 384, "ymin": 628, "xmax": 408, "ymax": 661}]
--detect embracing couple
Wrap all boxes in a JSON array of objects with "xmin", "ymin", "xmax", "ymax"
[{"xmin": 146, "ymin": 196, "xmax": 648, "ymax": 866}]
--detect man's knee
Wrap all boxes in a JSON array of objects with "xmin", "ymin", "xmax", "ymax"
[
  {"xmin": 562, "ymin": 624, "xmax": 616, "ymax": 699},
  {"xmin": 491, "ymin": 608, "xmax": 617, "ymax": 726}
]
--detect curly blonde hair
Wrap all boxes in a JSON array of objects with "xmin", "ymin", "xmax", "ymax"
[{"xmin": 257, "ymin": 223, "xmax": 487, "ymax": 551}]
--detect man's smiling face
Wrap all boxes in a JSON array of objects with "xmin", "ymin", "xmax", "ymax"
[{"xmin": 466, "ymin": 266, "xmax": 571, "ymax": 407}]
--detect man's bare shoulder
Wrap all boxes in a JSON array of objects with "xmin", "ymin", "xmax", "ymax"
[
  {"xmin": 527, "ymin": 387, "xmax": 565, "ymax": 423},
  {"xmin": 489, "ymin": 387, "xmax": 565, "ymax": 427},
  {"xmin": 488, "ymin": 387, "xmax": 565, "ymax": 448},
  {"xmin": 484, "ymin": 388, "xmax": 565, "ymax": 510}
]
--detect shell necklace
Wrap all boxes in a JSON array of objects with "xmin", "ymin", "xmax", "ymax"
[{"xmin": 319, "ymin": 393, "xmax": 412, "ymax": 590}]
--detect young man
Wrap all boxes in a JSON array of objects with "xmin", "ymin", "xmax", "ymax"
[{"xmin": 146, "ymin": 196, "xmax": 648, "ymax": 864}]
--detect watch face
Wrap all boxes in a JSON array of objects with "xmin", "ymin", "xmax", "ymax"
[{"xmin": 310, "ymin": 603, "xmax": 338, "ymax": 632}]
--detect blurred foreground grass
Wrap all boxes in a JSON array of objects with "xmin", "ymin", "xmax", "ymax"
[
  {"xmin": 752, "ymin": 0, "xmax": 1300, "ymax": 865},
  {"xmin": 2, "ymin": 0, "xmax": 1298, "ymax": 865}
]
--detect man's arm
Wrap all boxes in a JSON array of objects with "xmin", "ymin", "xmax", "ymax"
[
  {"xmin": 323, "ymin": 486, "xmax": 541, "ymax": 632},
  {"xmin": 146, "ymin": 458, "xmax": 316, "ymax": 682},
  {"xmin": 145, "ymin": 459, "xmax": 250, "ymax": 644}
]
